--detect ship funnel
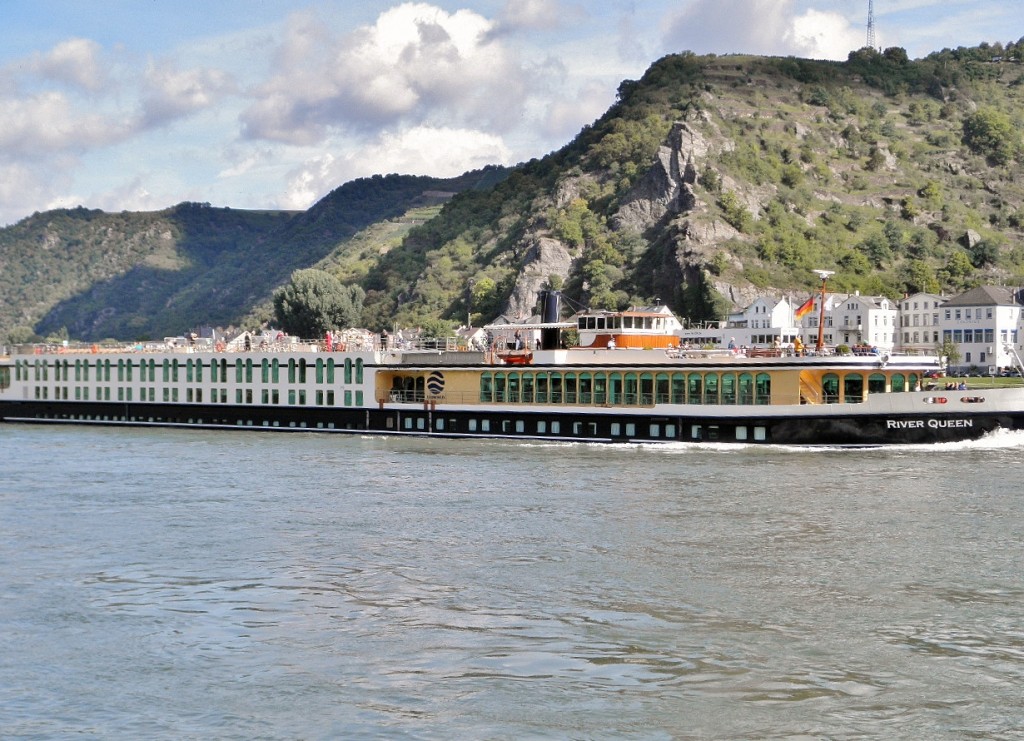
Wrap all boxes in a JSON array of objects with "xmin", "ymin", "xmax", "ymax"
[{"xmin": 539, "ymin": 290, "xmax": 562, "ymax": 350}]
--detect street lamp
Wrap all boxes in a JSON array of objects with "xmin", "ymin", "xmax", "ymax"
[{"xmin": 812, "ymin": 269, "xmax": 834, "ymax": 353}]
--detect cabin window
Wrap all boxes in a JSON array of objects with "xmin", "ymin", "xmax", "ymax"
[
  {"xmin": 327, "ymin": 359, "xmax": 335, "ymax": 384},
  {"xmin": 704, "ymin": 373, "xmax": 719, "ymax": 404},
  {"xmin": 260, "ymin": 359, "xmax": 268, "ymax": 384},
  {"xmin": 655, "ymin": 373, "xmax": 669, "ymax": 404},
  {"xmin": 355, "ymin": 359, "xmax": 364, "ymax": 384},
  {"xmin": 688, "ymin": 374, "xmax": 702, "ymax": 404},
  {"xmin": 271, "ymin": 359, "xmax": 279, "ymax": 384},
  {"xmin": 507, "ymin": 372, "xmax": 520, "ymax": 403},
  {"xmin": 868, "ymin": 373, "xmax": 886, "ymax": 395},
  {"xmin": 186, "ymin": 360, "xmax": 194, "ymax": 383},
  {"xmin": 592, "ymin": 373, "xmax": 606, "ymax": 405},
  {"xmin": 754, "ymin": 373, "xmax": 771, "ymax": 404},
  {"xmin": 608, "ymin": 373, "xmax": 622, "ymax": 405},
  {"xmin": 822, "ymin": 374, "xmax": 839, "ymax": 403},
  {"xmin": 721, "ymin": 373, "xmax": 736, "ymax": 404},
  {"xmin": 480, "ymin": 372, "xmax": 493, "ymax": 402},
  {"xmin": 671, "ymin": 373, "xmax": 686, "ymax": 404},
  {"xmin": 316, "ymin": 359, "xmax": 324, "ymax": 384},
  {"xmin": 639, "ymin": 373, "xmax": 654, "ymax": 405},
  {"xmin": 238, "ymin": 359, "xmax": 245, "ymax": 384},
  {"xmin": 891, "ymin": 373, "xmax": 905, "ymax": 393},
  {"xmin": 564, "ymin": 373, "xmax": 577, "ymax": 404},
  {"xmin": 909, "ymin": 373, "xmax": 920, "ymax": 391},
  {"xmin": 844, "ymin": 374, "xmax": 864, "ymax": 403},
  {"xmin": 245, "ymin": 360, "xmax": 253, "ymax": 383},
  {"xmin": 344, "ymin": 358, "xmax": 352, "ymax": 384},
  {"xmin": 535, "ymin": 373, "xmax": 548, "ymax": 403},
  {"xmin": 494, "ymin": 373, "xmax": 506, "ymax": 402},
  {"xmin": 624, "ymin": 373, "xmax": 639, "ymax": 405},
  {"xmin": 521, "ymin": 373, "xmax": 534, "ymax": 403},
  {"xmin": 579, "ymin": 373, "xmax": 592, "ymax": 404},
  {"xmin": 298, "ymin": 359, "xmax": 308, "ymax": 384},
  {"xmin": 550, "ymin": 374, "xmax": 563, "ymax": 404}
]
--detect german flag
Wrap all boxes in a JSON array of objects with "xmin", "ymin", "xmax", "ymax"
[{"xmin": 794, "ymin": 296, "xmax": 814, "ymax": 320}]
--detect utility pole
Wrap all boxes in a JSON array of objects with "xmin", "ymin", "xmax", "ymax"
[{"xmin": 813, "ymin": 270, "xmax": 834, "ymax": 353}]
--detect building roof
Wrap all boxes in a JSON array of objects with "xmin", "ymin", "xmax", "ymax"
[{"xmin": 942, "ymin": 285, "xmax": 1019, "ymax": 307}]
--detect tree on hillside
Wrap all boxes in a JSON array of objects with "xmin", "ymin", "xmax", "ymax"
[
  {"xmin": 962, "ymin": 108, "xmax": 1019, "ymax": 165},
  {"xmin": 273, "ymin": 269, "xmax": 365, "ymax": 338}
]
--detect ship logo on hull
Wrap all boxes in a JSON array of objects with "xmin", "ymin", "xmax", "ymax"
[{"xmin": 426, "ymin": 371, "xmax": 445, "ymax": 396}]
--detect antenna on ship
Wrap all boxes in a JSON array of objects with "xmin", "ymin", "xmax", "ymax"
[
  {"xmin": 812, "ymin": 270, "xmax": 834, "ymax": 353},
  {"xmin": 866, "ymin": 0, "xmax": 876, "ymax": 50}
]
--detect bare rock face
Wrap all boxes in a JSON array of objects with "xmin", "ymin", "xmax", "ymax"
[
  {"xmin": 501, "ymin": 236, "xmax": 574, "ymax": 321},
  {"xmin": 612, "ymin": 122, "xmax": 708, "ymax": 233}
]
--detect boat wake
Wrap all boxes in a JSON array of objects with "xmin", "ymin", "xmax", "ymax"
[{"xmin": 637, "ymin": 427, "xmax": 1024, "ymax": 455}]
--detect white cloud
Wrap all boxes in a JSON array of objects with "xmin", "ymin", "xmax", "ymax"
[
  {"xmin": 0, "ymin": 91, "xmax": 131, "ymax": 156},
  {"xmin": 789, "ymin": 10, "xmax": 864, "ymax": 60},
  {"xmin": 241, "ymin": 3, "xmax": 534, "ymax": 145},
  {"xmin": 32, "ymin": 38, "xmax": 108, "ymax": 92},
  {"xmin": 490, "ymin": 0, "xmax": 580, "ymax": 36},
  {"xmin": 662, "ymin": 0, "xmax": 862, "ymax": 60},
  {"xmin": 140, "ymin": 61, "xmax": 236, "ymax": 127},
  {"xmin": 279, "ymin": 126, "xmax": 512, "ymax": 210}
]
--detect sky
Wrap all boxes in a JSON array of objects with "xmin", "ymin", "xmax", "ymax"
[{"xmin": 1, "ymin": 0, "xmax": 1020, "ymax": 226}]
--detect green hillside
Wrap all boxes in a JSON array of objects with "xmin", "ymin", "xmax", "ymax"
[{"xmin": 3, "ymin": 42, "xmax": 1024, "ymax": 342}]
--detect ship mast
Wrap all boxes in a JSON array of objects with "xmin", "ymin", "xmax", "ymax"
[{"xmin": 813, "ymin": 270, "xmax": 834, "ymax": 352}]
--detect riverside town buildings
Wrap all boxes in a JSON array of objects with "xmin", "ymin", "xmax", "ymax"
[{"xmin": 679, "ymin": 285, "xmax": 1024, "ymax": 373}]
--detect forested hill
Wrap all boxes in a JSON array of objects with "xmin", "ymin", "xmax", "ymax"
[
  {"xmin": 0, "ymin": 168, "xmax": 508, "ymax": 341},
  {"xmin": 352, "ymin": 42, "xmax": 1024, "ymax": 332},
  {"xmin": 4, "ymin": 42, "xmax": 1024, "ymax": 342}
]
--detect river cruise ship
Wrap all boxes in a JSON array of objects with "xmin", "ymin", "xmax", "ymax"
[{"xmin": 3, "ymin": 303, "xmax": 1024, "ymax": 446}]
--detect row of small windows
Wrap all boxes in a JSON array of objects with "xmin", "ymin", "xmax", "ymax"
[
  {"xmin": 392, "ymin": 414, "xmax": 768, "ymax": 442},
  {"xmin": 14, "ymin": 357, "xmax": 364, "ymax": 385},
  {"xmin": 820, "ymin": 372, "xmax": 920, "ymax": 404},
  {"xmin": 480, "ymin": 371, "xmax": 774, "ymax": 406},
  {"xmin": 36, "ymin": 385, "xmax": 365, "ymax": 407}
]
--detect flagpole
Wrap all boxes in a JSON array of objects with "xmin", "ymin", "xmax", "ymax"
[{"xmin": 812, "ymin": 270, "xmax": 834, "ymax": 353}]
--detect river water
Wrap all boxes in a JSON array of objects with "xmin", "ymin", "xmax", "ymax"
[{"xmin": 1, "ymin": 424, "xmax": 1023, "ymax": 740}]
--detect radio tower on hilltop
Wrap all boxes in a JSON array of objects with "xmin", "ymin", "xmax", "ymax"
[{"xmin": 866, "ymin": 0, "xmax": 876, "ymax": 49}]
